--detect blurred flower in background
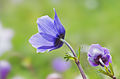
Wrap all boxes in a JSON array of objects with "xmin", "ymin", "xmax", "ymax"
[
  {"xmin": 52, "ymin": 57, "xmax": 71, "ymax": 72},
  {"xmin": 0, "ymin": 22, "xmax": 14, "ymax": 56},
  {"xmin": 0, "ymin": 60, "xmax": 11, "ymax": 79},
  {"xmin": 12, "ymin": 75, "xmax": 24, "ymax": 79},
  {"xmin": 46, "ymin": 73, "xmax": 62, "ymax": 79}
]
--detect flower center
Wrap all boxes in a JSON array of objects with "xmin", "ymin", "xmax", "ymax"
[
  {"xmin": 54, "ymin": 34, "xmax": 65, "ymax": 47},
  {"xmin": 94, "ymin": 54, "xmax": 102, "ymax": 65},
  {"xmin": 94, "ymin": 54, "xmax": 108, "ymax": 66},
  {"xmin": 58, "ymin": 34, "xmax": 65, "ymax": 39}
]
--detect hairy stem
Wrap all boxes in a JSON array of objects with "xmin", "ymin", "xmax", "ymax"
[{"xmin": 61, "ymin": 39, "xmax": 87, "ymax": 79}]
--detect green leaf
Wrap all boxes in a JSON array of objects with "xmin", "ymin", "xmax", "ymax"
[
  {"xmin": 98, "ymin": 66, "xmax": 114, "ymax": 79},
  {"xmin": 64, "ymin": 54, "xmax": 75, "ymax": 61},
  {"xmin": 98, "ymin": 68, "xmax": 108, "ymax": 76},
  {"xmin": 104, "ymin": 66, "xmax": 113, "ymax": 78},
  {"xmin": 104, "ymin": 66, "xmax": 110, "ymax": 73},
  {"xmin": 109, "ymin": 62, "xmax": 114, "ymax": 75}
]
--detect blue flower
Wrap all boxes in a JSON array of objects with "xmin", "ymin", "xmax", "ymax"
[
  {"xmin": 29, "ymin": 9, "xmax": 65, "ymax": 53},
  {"xmin": 88, "ymin": 44, "xmax": 112, "ymax": 67}
]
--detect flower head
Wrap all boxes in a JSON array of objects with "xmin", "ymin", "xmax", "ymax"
[
  {"xmin": 52, "ymin": 58, "xmax": 71, "ymax": 72},
  {"xmin": 29, "ymin": 9, "xmax": 65, "ymax": 53},
  {"xmin": 88, "ymin": 44, "xmax": 112, "ymax": 67},
  {"xmin": 0, "ymin": 60, "xmax": 11, "ymax": 79}
]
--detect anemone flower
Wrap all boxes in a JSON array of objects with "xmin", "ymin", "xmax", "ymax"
[
  {"xmin": 0, "ymin": 60, "xmax": 11, "ymax": 79},
  {"xmin": 29, "ymin": 9, "xmax": 65, "ymax": 53},
  {"xmin": 88, "ymin": 44, "xmax": 112, "ymax": 67}
]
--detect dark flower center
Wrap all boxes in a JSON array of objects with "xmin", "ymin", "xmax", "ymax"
[
  {"xmin": 94, "ymin": 54, "xmax": 109, "ymax": 67},
  {"xmin": 58, "ymin": 34, "xmax": 65, "ymax": 39},
  {"xmin": 54, "ymin": 34, "xmax": 65, "ymax": 47}
]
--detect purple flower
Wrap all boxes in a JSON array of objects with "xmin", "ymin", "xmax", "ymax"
[
  {"xmin": 0, "ymin": 60, "xmax": 11, "ymax": 79},
  {"xmin": 52, "ymin": 58, "xmax": 71, "ymax": 72},
  {"xmin": 29, "ymin": 9, "xmax": 65, "ymax": 53},
  {"xmin": 88, "ymin": 44, "xmax": 112, "ymax": 67}
]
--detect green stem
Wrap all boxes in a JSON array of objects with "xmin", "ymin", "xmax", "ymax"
[{"xmin": 61, "ymin": 39, "xmax": 87, "ymax": 79}]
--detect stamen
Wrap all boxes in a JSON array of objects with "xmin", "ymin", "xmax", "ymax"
[{"xmin": 99, "ymin": 58, "xmax": 105, "ymax": 66}]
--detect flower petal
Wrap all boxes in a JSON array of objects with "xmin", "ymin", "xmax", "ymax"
[
  {"xmin": 88, "ymin": 44, "xmax": 104, "ymax": 56},
  {"xmin": 37, "ymin": 48, "xmax": 49, "ymax": 53},
  {"xmin": 104, "ymin": 55, "xmax": 112, "ymax": 66},
  {"xmin": 48, "ymin": 42, "xmax": 63, "ymax": 52},
  {"xmin": 29, "ymin": 33, "xmax": 54, "ymax": 52},
  {"xmin": 40, "ymin": 33, "xmax": 56, "ymax": 42},
  {"xmin": 88, "ymin": 57, "xmax": 98, "ymax": 66},
  {"xmin": 37, "ymin": 15, "xmax": 58, "ymax": 36},
  {"xmin": 54, "ymin": 9, "xmax": 65, "ymax": 35},
  {"xmin": 103, "ymin": 47, "xmax": 110, "ymax": 55}
]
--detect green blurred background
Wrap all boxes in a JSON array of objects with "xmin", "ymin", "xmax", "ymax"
[{"xmin": 0, "ymin": 0, "xmax": 120, "ymax": 79}]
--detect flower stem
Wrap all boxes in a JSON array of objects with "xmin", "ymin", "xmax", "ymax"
[{"xmin": 61, "ymin": 39, "xmax": 87, "ymax": 79}]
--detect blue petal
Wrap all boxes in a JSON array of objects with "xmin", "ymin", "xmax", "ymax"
[
  {"xmin": 88, "ymin": 44, "xmax": 104, "ymax": 56},
  {"xmin": 103, "ymin": 55, "xmax": 111, "ymax": 67},
  {"xmin": 48, "ymin": 42, "xmax": 63, "ymax": 52},
  {"xmin": 37, "ymin": 15, "xmax": 58, "ymax": 36},
  {"xmin": 40, "ymin": 33, "xmax": 56, "ymax": 42},
  {"xmin": 103, "ymin": 48, "xmax": 110, "ymax": 55},
  {"xmin": 38, "ymin": 46, "xmax": 54, "ymax": 49},
  {"xmin": 29, "ymin": 33, "xmax": 54, "ymax": 53},
  {"xmin": 54, "ymin": 9, "xmax": 65, "ymax": 35},
  {"xmin": 37, "ymin": 46, "xmax": 54, "ymax": 53},
  {"xmin": 88, "ymin": 57, "xmax": 98, "ymax": 66}
]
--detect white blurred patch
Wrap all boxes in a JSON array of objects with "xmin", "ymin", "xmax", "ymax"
[
  {"xmin": 75, "ymin": 75, "xmax": 82, "ymax": 79},
  {"xmin": 80, "ymin": 44, "xmax": 90, "ymax": 53},
  {"xmin": 12, "ymin": 75, "xmax": 24, "ymax": 79},
  {"xmin": 11, "ymin": 0, "xmax": 23, "ymax": 5},
  {"xmin": 46, "ymin": 73, "xmax": 62, "ymax": 79},
  {"xmin": 0, "ymin": 60, "xmax": 11, "ymax": 69},
  {"xmin": 85, "ymin": 0, "xmax": 99, "ymax": 10},
  {"xmin": 75, "ymin": 75, "xmax": 89, "ymax": 79},
  {"xmin": 0, "ymin": 22, "xmax": 14, "ymax": 56},
  {"xmin": 93, "ymin": 48, "xmax": 102, "ymax": 54},
  {"xmin": 51, "ymin": 0, "xmax": 61, "ymax": 5}
]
